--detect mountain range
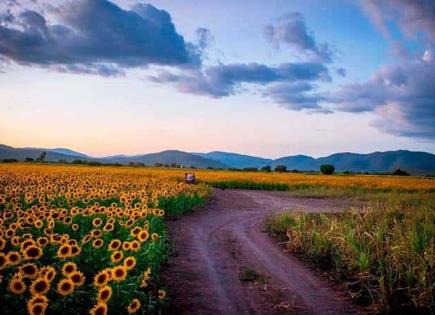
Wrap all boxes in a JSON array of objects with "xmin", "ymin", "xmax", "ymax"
[{"xmin": 1, "ymin": 144, "xmax": 434, "ymax": 174}]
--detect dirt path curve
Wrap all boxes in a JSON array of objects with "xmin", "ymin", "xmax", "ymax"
[{"xmin": 162, "ymin": 189, "xmax": 360, "ymax": 315}]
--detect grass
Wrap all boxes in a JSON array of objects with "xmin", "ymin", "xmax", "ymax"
[{"xmin": 265, "ymin": 192, "xmax": 434, "ymax": 314}]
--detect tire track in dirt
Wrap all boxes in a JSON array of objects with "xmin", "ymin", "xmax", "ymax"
[{"xmin": 162, "ymin": 189, "xmax": 361, "ymax": 315}]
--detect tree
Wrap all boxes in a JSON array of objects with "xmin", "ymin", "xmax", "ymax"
[
  {"xmin": 320, "ymin": 164, "xmax": 335, "ymax": 175},
  {"xmin": 261, "ymin": 165, "xmax": 272, "ymax": 172},
  {"xmin": 36, "ymin": 152, "xmax": 46, "ymax": 162},
  {"xmin": 24, "ymin": 157, "xmax": 34, "ymax": 162},
  {"xmin": 243, "ymin": 167, "xmax": 258, "ymax": 172},
  {"xmin": 274, "ymin": 165, "xmax": 287, "ymax": 173},
  {"xmin": 392, "ymin": 168, "xmax": 409, "ymax": 176}
]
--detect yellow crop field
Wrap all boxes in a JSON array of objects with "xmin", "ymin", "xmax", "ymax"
[{"xmin": 0, "ymin": 164, "xmax": 209, "ymax": 315}]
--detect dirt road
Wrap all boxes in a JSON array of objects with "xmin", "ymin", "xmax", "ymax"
[{"xmin": 163, "ymin": 189, "xmax": 360, "ymax": 315}]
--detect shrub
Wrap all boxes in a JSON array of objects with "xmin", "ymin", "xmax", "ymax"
[
  {"xmin": 274, "ymin": 165, "xmax": 287, "ymax": 173},
  {"xmin": 320, "ymin": 164, "xmax": 335, "ymax": 175},
  {"xmin": 243, "ymin": 167, "xmax": 258, "ymax": 172},
  {"xmin": 24, "ymin": 157, "xmax": 34, "ymax": 162},
  {"xmin": 392, "ymin": 168, "xmax": 409, "ymax": 176},
  {"xmin": 261, "ymin": 165, "xmax": 272, "ymax": 172}
]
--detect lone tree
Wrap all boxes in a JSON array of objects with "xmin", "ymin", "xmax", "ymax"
[
  {"xmin": 274, "ymin": 165, "xmax": 287, "ymax": 173},
  {"xmin": 320, "ymin": 164, "xmax": 335, "ymax": 175},
  {"xmin": 261, "ymin": 165, "xmax": 272, "ymax": 172},
  {"xmin": 36, "ymin": 152, "xmax": 46, "ymax": 162}
]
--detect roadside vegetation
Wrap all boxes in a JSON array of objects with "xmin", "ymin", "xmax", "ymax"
[{"xmin": 266, "ymin": 191, "xmax": 434, "ymax": 313}]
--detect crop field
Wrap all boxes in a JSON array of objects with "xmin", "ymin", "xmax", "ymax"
[
  {"xmin": 266, "ymin": 188, "xmax": 434, "ymax": 313},
  {"xmin": 0, "ymin": 163, "xmax": 433, "ymax": 314},
  {"xmin": 0, "ymin": 164, "xmax": 209, "ymax": 315}
]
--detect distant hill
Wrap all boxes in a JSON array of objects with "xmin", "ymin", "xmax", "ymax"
[
  {"xmin": 0, "ymin": 144, "xmax": 95, "ymax": 162},
  {"xmin": 108, "ymin": 150, "xmax": 227, "ymax": 169},
  {"xmin": 195, "ymin": 151, "xmax": 272, "ymax": 169},
  {"xmin": 1, "ymin": 144, "xmax": 434, "ymax": 174}
]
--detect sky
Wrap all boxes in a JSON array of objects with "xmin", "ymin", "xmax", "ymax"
[{"xmin": 0, "ymin": 0, "xmax": 434, "ymax": 158}]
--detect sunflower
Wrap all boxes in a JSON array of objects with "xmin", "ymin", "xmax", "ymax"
[
  {"xmin": 108, "ymin": 239, "xmax": 121, "ymax": 251},
  {"xmin": 28, "ymin": 294, "xmax": 49, "ymax": 307},
  {"xmin": 91, "ymin": 229, "xmax": 102, "ymax": 238},
  {"xmin": 103, "ymin": 223, "xmax": 114, "ymax": 232},
  {"xmin": 30, "ymin": 277, "xmax": 50, "ymax": 296},
  {"xmin": 28, "ymin": 303, "xmax": 47, "ymax": 315},
  {"xmin": 151, "ymin": 233, "xmax": 159, "ymax": 242},
  {"xmin": 34, "ymin": 220, "xmax": 43, "ymax": 229},
  {"xmin": 89, "ymin": 302, "xmax": 108, "ymax": 315},
  {"xmin": 72, "ymin": 224, "xmax": 79, "ymax": 231},
  {"xmin": 9, "ymin": 277, "xmax": 26, "ymax": 295},
  {"xmin": 70, "ymin": 245, "xmax": 81, "ymax": 257},
  {"xmin": 127, "ymin": 298, "xmax": 141, "ymax": 314},
  {"xmin": 11, "ymin": 236, "xmax": 21, "ymax": 246},
  {"xmin": 19, "ymin": 263, "xmax": 38, "ymax": 279},
  {"xmin": 40, "ymin": 266, "xmax": 57, "ymax": 282},
  {"xmin": 111, "ymin": 265, "xmax": 127, "ymax": 282},
  {"xmin": 6, "ymin": 251, "xmax": 21, "ymax": 265},
  {"xmin": 130, "ymin": 227, "xmax": 142, "ymax": 238},
  {"xmin": 137, "ymin": 230, "xmax": 149, "ymax": 242},
  {"xmin": 57, "ymin": 244, "xmax": 72, "ymax": 259},
  {"xmin": 124, "ymin": 257, "xmax": 137, "ymax": 270},
  {"xmin": 23, "ymin": 245, "xmax": 43, "ymax": 260},
  {"xmin": 61, "ymin": 262, "xmax": 77, "ymax": 276},
  {"xmin": 158, "ymin": 289, "xmax": 166, "ymax": 300},
  {"xmin": 111, "ymin": 251, "xmax": 123, "ymax": 263},
  {"xmin": 130, "ymin": 240, "xmax": 140, "ymax": 252},
  {"xmin": 92, "ymin": 218, "xmax": 103, "ymax": 227},
  {"xmin": 68, "ymin": 271, "xmax": 85, "ymax": 287},
  {"xmin": 57, "ymin": 278, "xmax": 75, "ymax": 296},
  {"xmin": 122, "ymin": 241, "xmax": 131, "ymax": 251},
  {"xmin": 93, "ymin": 270, "xmax": 109, "ymax": 287},
  {"xmin": 37, "ymin": 237, "xmax": 49, "ymax": 247},
  {"xmin": 92, "ymin": 239, "xmax": 104, "ymax": 249},
  {"xmin": 97, "ymin": 285, "xmax": 112, "ymax": 303}
]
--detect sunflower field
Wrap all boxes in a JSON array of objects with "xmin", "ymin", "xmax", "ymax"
[{"xmin": 0, "ymin": 164, "xmax": 209, "ymax": 315}]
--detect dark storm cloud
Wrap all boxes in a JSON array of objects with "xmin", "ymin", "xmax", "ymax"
[
  {"xmin": 329, "ymin": 53, "xmax": 435, "ymax": 139},
  {"xmin": 363, "ymin": 0, "xmax": 435, "ymax": 42},
  {"xmin": 0, "ymin": 0, "xmax": 196, "ymax": 75},
  {"xmin": 265, "ymin": 12, "xmax": 333, "ymax": 63}
]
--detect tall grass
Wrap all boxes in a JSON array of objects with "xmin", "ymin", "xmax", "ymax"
[{"xmin": 265, "ymin": 193, "xmax": 434, "ymax": 313}]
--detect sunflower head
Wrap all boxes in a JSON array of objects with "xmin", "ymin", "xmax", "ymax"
[
  {"xmin": 28, "ymin": 302, "xmax": 47, "ymax": 315},
  {"xmin": 108, "ymin": 239, "xmax": 121, "ymax": 251},
  {"xmin": 89, "ymin": 302, "xmax": 108, "ymax": 315},
  {"xmin": 97, "ymin": 286, "xmax": 112, "ymax": 303},
  {"xmin": 69, "ymin": 271, "xmax": 85, "ymax": 287},
  {"xmin": 40, "ymin": 266, "xmax": 57, "ymax": 282},
  {"xmin": 9, "ymin": 277, "xmax": 26, "ymax": 295},
  {"xmin": 92, "ymin": 239, "xmax": 104, "ymax": 249},
  {"xmin": 30, "ymin": 277, "xmax": 50, "ymax": 296},
  {"xmin": 124, "ymin": 257, "xmax": 137, "ymax": 270},
  {"xmin": 19, "ymin": 263, "xmax": 38, "ymax": 279},
  {"xmin": 57, "ymin": 278, "xmax": 75, "ymax": 296},
  {"xmin": 61, "ymin": 262, "xmax": 77, "ymax": 276},
  {"xmin": 111, "ymin": 266, "xmax": 127, "ymax": 282},
  {"xmin": 57, "ymin": 244, "xmax": 72, "ymax": 259},
  {"xmin": 6, "ymin": 251, "xmax": 21, "ymax": 265},
  {"xmin": 158, "ymin": 289, "xmax": 166, "ymax": 300},
  {"xmin": 111, "ymin": 251, "xmax": 123, "ymax": 263},
  {"xmin": 93, "ymin": 271, "xmax": 109, "ymax": 287},
  {"xmin": 24, "ymin": 245, "xmax": 43, "ymax": 260},
  {"xmin": 137, "ymin": 230, "xmax": 149, "ymax": 243},
  {"xmin": 127, "ymin": 298, "xmax": 141, "ymax": 314}
]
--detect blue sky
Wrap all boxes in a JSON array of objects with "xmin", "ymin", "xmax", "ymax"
[{"xmin": 0, "ymin": 0, "xmax": 434, "ymax": 158}]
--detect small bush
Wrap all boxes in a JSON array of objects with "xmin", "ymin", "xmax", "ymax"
[
  {"xmin": 261, "ymin": 165, "xmax": 272, "ymax": 172},
  {"xmin": 274, "ymin": 165, "xmax": 287, "ymax": 173},
  {"xmin": 392, "ymin": 168, "xmax": 409, "ymax": 176},
  {"xmin": 320, "ymin": 164, "xmax": 335, "ymax": 175}
]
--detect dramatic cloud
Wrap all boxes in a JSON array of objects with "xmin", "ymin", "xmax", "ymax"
[
  {"xmin": 363, "ymin": 0, "xmax": 435, "ymax": 42},
  {"xmin": 0, "ymin": 0, "xmax": 197, "ymax": 75},
  {"xmin": 329, "ymin": 51, "xmax": 435, "ymax": 139},
  {"xmin": 265, "ymin": 12, "xmax": 333, "ymax": 63},
  {"xmin": 150, "ymin": 62, "xmax": 330, "ymax": 110}
]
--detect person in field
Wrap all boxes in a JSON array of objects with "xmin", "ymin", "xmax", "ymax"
[{"xmin": 184, "ymin": 172, "xmax": 196, "ymax": 184}]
